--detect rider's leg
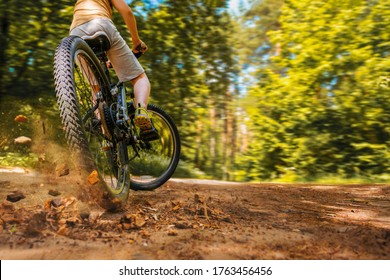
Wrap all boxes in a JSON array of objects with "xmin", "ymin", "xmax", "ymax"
[
  {"xmin": 131, "ymin": 72, "xmax": 152, "ymax": 130},
  {"xmin": 131, "ymin": 72, "xmax": 150, "ymax": 108},
  {"xmin": 72, "ymin": 19, "xmax": 151, "ymax": 130}
]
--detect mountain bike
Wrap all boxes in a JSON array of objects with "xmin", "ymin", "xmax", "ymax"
[{"xmin": 53, "ymin": 35, "xmax": 180, "ymax": 203}]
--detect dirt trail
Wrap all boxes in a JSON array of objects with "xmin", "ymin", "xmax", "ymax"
[{"xmin": 0, "ymin": 169, "xmax": 389, "ymax": 260}]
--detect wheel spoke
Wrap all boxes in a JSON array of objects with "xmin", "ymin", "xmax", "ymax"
[{"xmin": 128, "ymin": 104, "xmax": 181, "ymax": 191}]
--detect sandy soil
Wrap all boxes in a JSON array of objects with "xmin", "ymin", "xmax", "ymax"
[{"xmin": 0, "ymin": 169, "xmax": 389, "ymax": 260}]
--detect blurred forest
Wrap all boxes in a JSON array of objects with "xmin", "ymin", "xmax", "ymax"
[{"xmin": 0, "ymin": 0, "xmax": 389, "ymax": 182}]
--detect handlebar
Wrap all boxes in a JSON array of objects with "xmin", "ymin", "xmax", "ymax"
[
  {"xmin": 132, "ymin": 42, "xmax": 147, "ymax": 59},
  {"xmin": 132, "ymin": 51, "xmax": 143, "ymax": 59}
]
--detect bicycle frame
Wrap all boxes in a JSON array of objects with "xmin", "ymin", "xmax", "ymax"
[
  {"xmin": 54, "ymin": 35, "xmax": 181, "ymax": 202},
  {"xmin": 89, "ymin": 47, "xmax": 135, "ymax": 167},
  {"xmin": 95, "ymin": 51, "xmax": 131, "ymax": 125}
]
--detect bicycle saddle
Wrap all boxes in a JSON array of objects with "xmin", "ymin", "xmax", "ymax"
[{"xmin": 85, "ymin": 35, "xmax": 110, "ymax": 55}]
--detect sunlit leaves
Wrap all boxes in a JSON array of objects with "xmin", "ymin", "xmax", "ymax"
[
  {"xmin": 239, "ymin": 0, "xmax": 390, "ymax": 181},
  {"xmin": 1, "ymin": 0, "xmax": 72, "ymax": 95}
]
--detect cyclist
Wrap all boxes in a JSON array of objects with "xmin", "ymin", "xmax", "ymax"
[{"xmin": 70, "ymin": 0, "xmax": 152, "ymax": 131}]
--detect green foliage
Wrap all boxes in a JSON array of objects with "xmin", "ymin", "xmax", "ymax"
[
  {"xmin": 1, "ymin": 1, "xmax": 238, "ymax": 180},
  {"xmin": 238, "ymin": 0, "xmax": 390, "ymax": 182},
  {"xmin": 131, "ymin": 0, "xmax": 238, "ymax": 179},
  {"xmin": 173, "ymin": 160, "xmax": 209, "ymax": 179},
  {"xmin": 236, "ymin": 0, "xmax": 284, "ymax": 66},
  {"xmin": 0, "ymin": 153, "xmax": 38, "ymax": 168},
  {"xmin": 3, "ymin": 0, "xmax": 387, "ymax": 182},
  {"xmin": 0, "ymin": 94, "xmax": 64, "ymax": 168},
  {"xmin": 0, "ymin": 0, "xmax": 72, "ymax": 97}
]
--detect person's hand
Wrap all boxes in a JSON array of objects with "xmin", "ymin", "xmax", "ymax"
[{"xmin": 133, "ymin": 40, "xmax": 148, "ymax": 54}]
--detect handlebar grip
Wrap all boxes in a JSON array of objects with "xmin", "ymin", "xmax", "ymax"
[
  {"xmin": 133, "ymin": 42, "xmax": 147, "ymax": 59},
  {"xmin": 132, "ymin": 51, "xmax": 143, "ymax": 59}
]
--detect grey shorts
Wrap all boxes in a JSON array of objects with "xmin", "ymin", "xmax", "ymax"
[{"xmin": 70, "ymin": 18, "xmax": 144, "ymax": 82}]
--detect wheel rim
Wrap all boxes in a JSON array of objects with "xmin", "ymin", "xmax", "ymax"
[{"xmin": 129, "ymin": 109, "xmax": 178, "ymax": 186}]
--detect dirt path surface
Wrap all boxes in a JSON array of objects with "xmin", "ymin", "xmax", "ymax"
[{"xmin": 0, "ymin": 169, "xmax": 389, "ymax": 260}]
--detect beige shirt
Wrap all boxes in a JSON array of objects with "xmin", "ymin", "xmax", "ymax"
[{"xmin": 70, "ymin": 0, "xmax": 113, "ymax": 31}]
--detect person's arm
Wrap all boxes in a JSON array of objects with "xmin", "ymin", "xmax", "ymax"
[{"xmin": 111, "ymin": 0, "xmax": 147, "ymax": 52}]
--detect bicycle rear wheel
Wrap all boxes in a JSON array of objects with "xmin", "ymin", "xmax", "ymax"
[
  {"xmin": 128, "ymin": 103, "xmax": 181, "ymax": 191},
  {"xmin": 53, "ymin": 36, "xmax": 130, "ymax": 202}
]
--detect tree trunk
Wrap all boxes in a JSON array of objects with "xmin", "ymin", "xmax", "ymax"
[
  {"xmin": 194, "ymin": 120, "xmax": 203, "ymax": 168},
  {"xmin": 0, "ymin": 0, "xmax": 10, "ymax": 95},
  {"xmin": 209, "ymin": 97, "xmax": 216, "ymax": 173}
]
